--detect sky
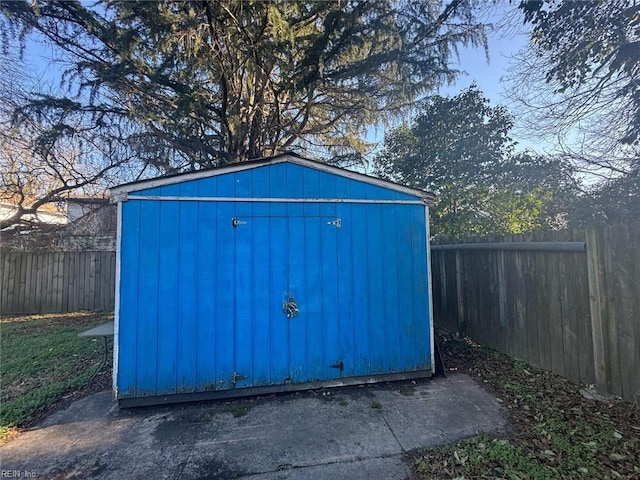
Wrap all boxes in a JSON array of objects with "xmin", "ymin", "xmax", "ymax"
[
  {"xmin": 365, "ymin": 3, "xmax": 535, "ymax": 159},
  {"xmin": 442, "ymin": 22, "xmax": 527, "ymax": 111},
  {"xmin": 440, "ymin": 5, "xmax": 538, "ymax": 152}
]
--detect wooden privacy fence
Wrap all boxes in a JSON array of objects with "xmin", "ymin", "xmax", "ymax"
[
  {"xmin": 0, "ymin": 251, "xmax": 116, "ymax": 315},
  {"xmin": 431, "ymin": 223, "xmax": 640, "ymax": 403}
]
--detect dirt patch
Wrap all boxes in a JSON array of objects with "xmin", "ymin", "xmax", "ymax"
[{"xmin": 0, "ymin": 311, "xmax": 111, "ymax": 332}]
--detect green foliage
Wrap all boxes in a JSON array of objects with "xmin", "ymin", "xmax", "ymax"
[
  {"xmin": 375, "ymin": 86, "xmax": 570, "ymax": 238},
  {"xmin": 561, "ymin": 176, "xmax": 640, "ymax": 227},
  {"xmin": 414, "ymin": 435, "xmax": 551, "ymax": 479},
  {"xmin": 1, "ymin": 0, "xmax": 487, "ymax": 169},
  {"xmin": 0, "ymin": 313, "xmax": 112, "ymax": 431}
]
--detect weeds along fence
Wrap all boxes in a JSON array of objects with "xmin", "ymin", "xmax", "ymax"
[
  {"xmin": 431, "ymin": 223, "xmax": 640, "ymax": 403},
  {"xmin": 0, "ymin": 250, "xmax": 116, "ymax": 315}
]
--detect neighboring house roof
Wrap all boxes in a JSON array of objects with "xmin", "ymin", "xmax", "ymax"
[
  {"xmin": 0, "ymin": 190, "xmax": 113, "ymax": 230},
  {"xmin": 65, "ymin": 196, "xmax": 110, "ymax": 205},
  {"xmin": 0, "ymin": 191, "xmax": 66, "ymax": 216},
  {"xmin": 0, "ymin": 198, "xmax": 67, "ymax": 226},
  {"xmin": 110, "ymin": 152, "xmax": 436, "ymax": 204}
]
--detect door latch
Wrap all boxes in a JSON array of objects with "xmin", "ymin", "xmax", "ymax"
[
  {"xmin": 231, "ymin": 217, "xmax": 248, "ymax": 227},
  {"xmin": 327, "ymin": 218, "xmax": 341, "ymax": 228},
  {"xmin": 330, "ymin": 360, "xmax": 344, "ymax": 371},
  {"xmin": 231, "ymin": 372, "xmax": 247, "ymax": 384}
]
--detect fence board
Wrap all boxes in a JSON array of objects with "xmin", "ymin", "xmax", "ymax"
[
  {"xmin": 524, "ymin": 252, "xmax": 540, "ymax": 368},
  {"xmin": 53, "ymin": 252, "xmax": 63, "ymax": 312},
  {"xmin": 0, "ymin": 250, "xmax": 116, "ymax": 315},
  {"xmin": 70, "ymin": 253, "xmax": 79, "ymax": 312},
  {"xmin": 88, "ymin": 252, "xmax": 97, "ymax": 310},
  {"xmin": 61, "ymin": 253, "xmax": 70, "ymax": 312},
  {"xmin": 513, "ymin": 251, "xmax": 527, "ymax": 362},
  {"xmin": 611, "ymin": 224, "xmax": 638, "ymax": 401},
  {"xmin": 432, "ymin": 222, "xmax": 639, "ymax": 403},
  {"xmin": 630, "ymin": 223, "xmax": 640, "ymax": 401},
  {"xmin": 602, "ymin": 226, "xmax": 623, "ymax": 397},
  {"xmin": 574, "ymin": 249, "xmax": 594, "ymax": 385},
  {"xmin": 98, "ymin": 252, "xmax": 106, "ymax": 309},
  {"xmin": 560, "ymin": 254, "xmax": 578, "ymax": 383},
  {"xmin": 14, "ymin": 253, "xmax": 25, "ymax": 313},
  {"xmin": 537, "ymin": 251, "xmax": 553, "ymax": 372},
  {"xmin": 42, "ymin": 253, "xmax": 52, "ymax": 312},
  {"xmin": 22, "ymin": 253, "xmax": 32, "ymax": 313},
  {"xmin": 0, "ymin": 254, "xmax": 7, "ymax": 307},
  {"xmin": 5, "ymin": 253, "xmax": 17, "ymax": 312}
]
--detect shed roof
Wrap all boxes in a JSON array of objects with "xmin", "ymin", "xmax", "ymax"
[{"xmin": 110, "ymin": 153, "xmax": 435, "ymax": 205}]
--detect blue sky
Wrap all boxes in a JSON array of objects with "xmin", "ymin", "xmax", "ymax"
[
  {"xmin": 365, "ymin": 3, "xmax": 535, "ymax": 157},
  {"xmin": 440, "ymin": 6, "xmax": 535, "ymax": 151}
]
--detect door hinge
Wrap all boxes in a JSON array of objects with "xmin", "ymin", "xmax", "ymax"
[
  {"xmin": 327, "ymin": 218, "xmax": 341, "ymax": 228},
  {"xmin": 231, "ymin": 372, "xmax": 247, "ymax": 384},
  {"xmin": 330, "ymin": 360, "xmax": 344, "ymax": 371},
  {"xmin": 231, "ymin": 217, "xmax": 248, "ymax": 228}
]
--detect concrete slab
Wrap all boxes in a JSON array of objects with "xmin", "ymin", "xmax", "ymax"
[
  {"xmin": 372, "ymin": 375, "xmax": 507, "ymax": 450},
  {"xmin": 0, "ymin": 374, "xmax": 508, "ymax": 479}
]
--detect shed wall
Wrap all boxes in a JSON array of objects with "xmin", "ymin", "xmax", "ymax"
[{"xmin": 116, "ymin": 162, "xmax": 432, "ymax": 399}]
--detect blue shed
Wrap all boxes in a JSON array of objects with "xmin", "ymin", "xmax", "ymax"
[{"xmin": 110, "ymin": 153, "xmax": 436, "ymax": 406}]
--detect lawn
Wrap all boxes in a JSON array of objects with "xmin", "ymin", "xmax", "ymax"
[
  {"xmin": 0, "ymin": 312, "xmax": 113, "ymax": 440},
  {"xmin": 409, "ymin": 336, "xmax": 640, "ymax": 479}
]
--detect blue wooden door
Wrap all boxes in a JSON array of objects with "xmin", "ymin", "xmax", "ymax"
[
  {"xmin": 232, "ymin": 216, "xmax": 290, "ymax": 389},
  {"xmin": 232, "ymin": 215, "xmax": 342, "ymax": 388},
  {"xmin": 226, "ymin": 207, "xmax": 429, "ymax": 391},
  {"xmin": 288, "ymin": 216, "xmax": 342, "ymax": 384}
]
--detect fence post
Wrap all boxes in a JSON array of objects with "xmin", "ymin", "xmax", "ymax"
[{"xmin": 585, "ymin": 227, "xmax": 608, "ymax": 393}]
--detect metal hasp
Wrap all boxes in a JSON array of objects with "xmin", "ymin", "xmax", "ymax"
[
  {"xmin": 327, "ymin": 218, "xmax": 341, "ymax": 228},
  {"xmin": 330, "ymin": 360, "xmax": 344, "ymax": 371},
  {"xmin": 231, "ymin": 217, "xmax": 248, "ymax": 228},
  {"xmin": 231, "ymin": 372, "xmax": 247, "ymax": 384},
  {"xmin": 283, "ymin": 298, "xmax": 299, "ymax": 318}
]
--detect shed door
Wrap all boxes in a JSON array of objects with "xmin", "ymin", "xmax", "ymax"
[
  {"xmin": 232, "ymin": 215, "xmax": 342, "ymax": 389},
  {"xmin": 288, "ymin": 216, "xmax": 342, "ymax": 384}
]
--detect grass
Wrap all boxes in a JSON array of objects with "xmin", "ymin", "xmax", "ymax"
[
  {"xmin": 409, "ymin": 336, "xmax": 640, "ymax": 479},
  {"xmin": 0, "ymin": 312, "xmax": 113, "ymax": 439}
]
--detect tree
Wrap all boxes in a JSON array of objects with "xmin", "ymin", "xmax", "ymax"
[
  {"xmin": 1, "ymin": 0, "xmax": 487, "ymax": 172},
  {"xmin": 0, "ymin": 39, "xmax": 128, "ymax": 230},
  {"xmin": 505, "ymin": 0, "xmax": 639, "ymax": 225},
  {"xmin": 518, "ymin": 0, "xmax": 639, "ymax": 146},
  {"xmin": 0, "ymin": 110, "xmax": 136, "ymax": 231},
  {"xmin": 374, "ymin": 86, "xmax": 571, "ymax": 238}
]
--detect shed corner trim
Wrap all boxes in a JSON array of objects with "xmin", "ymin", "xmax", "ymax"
[{"xmin": 110, "ymin": 192, "xmax": 128, "ymax": 203}]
